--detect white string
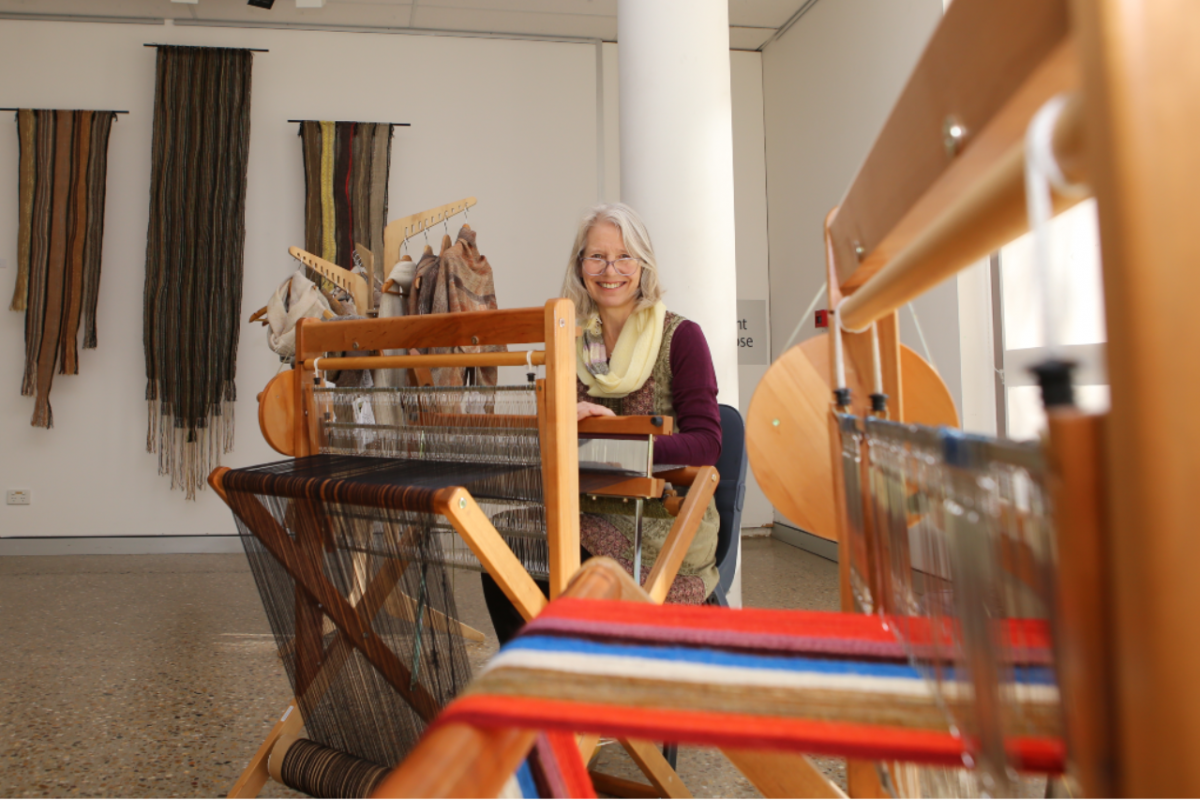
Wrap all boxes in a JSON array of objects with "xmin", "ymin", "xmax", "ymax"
[
  {"xmin": 1025, "ymin": 94, "xmax": 1089, "ymax": 357},
  {"xmin": 525, "ymin": 350, "xmax": 533, "ymax": 372},
  {"xmin": 870, "ymin": 322, "xmax": 884, "ymax": 396},
  {"xmin": 906, "ymin": 302, "xmax": 938, "ymax": 374},
  {"xmin": 781, "ymin": 281, "xmax": 829, "ymax": 354}
]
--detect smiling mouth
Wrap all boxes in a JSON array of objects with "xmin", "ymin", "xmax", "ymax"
[{"xmin": 597, "ymin": 282, "xmax": 625, "ymax": 289}]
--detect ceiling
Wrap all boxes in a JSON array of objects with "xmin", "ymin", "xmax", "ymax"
[{"xmin": 0, "ymin": 0, "xmax": 819, "ymax": 50}]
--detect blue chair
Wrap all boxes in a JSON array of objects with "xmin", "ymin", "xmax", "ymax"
[{"xmin": 708, "ymin": 403, "xmax": 748, "ymax": 607}]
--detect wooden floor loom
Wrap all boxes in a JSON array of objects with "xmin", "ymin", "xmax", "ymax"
[
  {"xmin": 364, "ymin": 0, "xmax": 1200, "ymax": 797},
  {"xmin": 212, "ymin": 299, "xmax": 720, "ymax": 798}
]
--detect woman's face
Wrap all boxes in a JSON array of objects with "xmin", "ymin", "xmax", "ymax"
[{"xmin": 581, "ymin": 221, "xmax": 642, "ymax": 314}]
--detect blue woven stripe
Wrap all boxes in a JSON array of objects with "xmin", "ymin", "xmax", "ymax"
[
  {"xmin": 504, "ymin": 635, "xmax": 1056, "ymax": 685},
  {"xmin": 515, "ymin": 760, "xmax": 539, "ymax": 798}
]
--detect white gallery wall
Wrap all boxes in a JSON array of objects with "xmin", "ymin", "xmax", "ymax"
[
  {"xmin": 0, "ymin": 19, "xmax": 599, "ymax": 538},
  {"xmin": 760, "ymin": 0, "xmax": 950, "ymax": 531},
  {"xmin": 0, "ymin": 19, "xmax": 775, "ymax": 541}
]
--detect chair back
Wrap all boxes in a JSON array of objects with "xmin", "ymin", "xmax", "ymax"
[{"xmin": 710, "ymin": 404, "xmax": 748, "ymax": 606}]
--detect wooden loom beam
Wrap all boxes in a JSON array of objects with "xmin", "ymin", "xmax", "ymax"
[
  {"xmin": 828, "ymin": 0, "xmax": 1072, "ymax": 291},
  {"xmin": 1070, "ymin": 0, "xmax": 1200, "ymax": 794},
  {"xmin": 539, "ymin": 297, "xmax": 581, "ymax": 600}
]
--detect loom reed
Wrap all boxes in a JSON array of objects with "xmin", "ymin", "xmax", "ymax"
[{"xmin": 838, "ymin": 415, "xmax": 1063, "ymax": 795}]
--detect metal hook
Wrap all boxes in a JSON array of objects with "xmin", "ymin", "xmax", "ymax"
[
  {"xmin": 422, "ymin": 226, "xmax": 430, "ymax": 246},
  {"xmin": 463, "ymin": 203, "xmax": 470, "ymax": 224},
  {"xmin": 443, "ymin": 215, "xmax": 450, "ymax": 238}
]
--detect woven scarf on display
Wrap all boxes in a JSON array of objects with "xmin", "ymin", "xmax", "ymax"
[
  {"xmin": 430, "ymin": 597, "xmax": 1065, "ymax": 781},
  {"xmin": 11, "ymin": 109, "xmax": 116, "ymax": 428},
  {"xmin": 407, "ymin": 225, "xmax": 505, "ymax": 387},
  {"xmin": 143, "ymin": 46, "xmax": 253, "ymax": 499},
  {"xmin": 298, "ymin": 121, "xmax": 393, "ymax": 292}
]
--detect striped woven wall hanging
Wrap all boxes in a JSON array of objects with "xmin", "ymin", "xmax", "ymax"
[
  {"xmin": 10, "ymin": 109, "xmax": 116, "ymax": 429},
  {"xmin": 143, "ymin": 45, "xmax": 255, "ymax": 499},
  {"xmin": 298, "ymin": 121, "xmax": 394, "ymax": 292}
]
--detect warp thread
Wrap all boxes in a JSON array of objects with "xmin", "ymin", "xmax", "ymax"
[
  {"xmin": 278, "ymin": 738, "xmax": 389, "ymax": 799},
  {"xmin": 143, "ymin": 46, "xmax": 253, "ymax": 498},
  {"xmin": 11, "ymin": 109, "xmax": 116, "ymax": 428}
]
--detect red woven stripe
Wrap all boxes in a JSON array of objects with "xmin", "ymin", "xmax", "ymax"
[
  {"xmin": 539, "ymin": 598, "xmax": 896, "ymax": 642},
  {"xmin": 440, "ymin": 694, "xmax": 1064, "ymax": 773},
  {"xmin": 544, "ymin": 730, "xmax": 595, "ymax": 798},
  {"xmin": 533, "ymin": 599, "xmax": 1053, "ymax": 663}
]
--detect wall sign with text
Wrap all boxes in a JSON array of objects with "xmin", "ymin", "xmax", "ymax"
[{"xmin": 737, "ymin": 299, "xmax": 767, "ymax": 365}]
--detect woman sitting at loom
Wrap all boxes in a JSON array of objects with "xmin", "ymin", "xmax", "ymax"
[{"xmin": 483, "ymin": 203, "xmax": 721, "ymax": 641}]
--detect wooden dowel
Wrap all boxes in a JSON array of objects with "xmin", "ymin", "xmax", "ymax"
[
  {"xmin": 303, "ymin": 350, "xmax": 545, "ymax": 372},
  {"xmin": 289, "ymin": 119, "xmax": 411, "ymax": 126},
  {"xmin": 839, "ymin": 97, "xmax": 1085, "ymax": 333}
]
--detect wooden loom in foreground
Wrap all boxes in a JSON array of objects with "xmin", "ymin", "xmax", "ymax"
[
  {"xmin": 213, "ymin": 300, "xmax": 720, "ymax": 798},
  {"xmin": 368, "ymin": 0, "xmax": 1200, "ymax": 797}
]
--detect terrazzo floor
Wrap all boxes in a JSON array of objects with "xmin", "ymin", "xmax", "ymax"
[{"xmin": 0, "ymin": 535, "xmax": 842, "ymax": 799}]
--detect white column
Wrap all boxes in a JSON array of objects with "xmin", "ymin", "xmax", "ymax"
[{"xmin": 618, "ymin": 0, "xmax": 739, "ymax": 408}]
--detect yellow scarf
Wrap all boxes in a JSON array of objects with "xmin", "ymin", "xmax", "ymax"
[{"xmin": 577, "ymin": 300, "xmax": 667, "ymax": 398}]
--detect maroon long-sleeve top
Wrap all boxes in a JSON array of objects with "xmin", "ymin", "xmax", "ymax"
[{"xmin": 653, "ymin": 320, "xmax": 722, "ymax": 467}]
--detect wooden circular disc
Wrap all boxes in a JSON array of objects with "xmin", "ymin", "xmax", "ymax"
[
  {"xmin": 746, "ymin": 335, "xmax": 957, "ymax": 542},
  {"xmin": 258, "ymin": 369, "xmax": 296, "ymax": 456}
]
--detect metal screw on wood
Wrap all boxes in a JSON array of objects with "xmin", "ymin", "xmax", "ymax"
[
  {"xmin": 559, "ymin": 318, "xmax": 566, "ymax": 327},
  {"xmin": 459, "ymin": 497, "xmax": 467, "ymax": 509},
  {"xmin": 352, "ymin": 341, "xmax": 360, "ymax": 349},
  {"xmin": 773, "ymin": 419, "xmax": 780, "ymax": 427},
  {"xmin": 854, "ymin": 242, "xmax": 866, "ymax": 260},
  {"xmin": 943, "ymin": 115, "xmax": 967, "ymax": 157}
]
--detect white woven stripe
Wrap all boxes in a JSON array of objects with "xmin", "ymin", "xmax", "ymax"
[{"xmin": 482, "ymin": 649, "xmax": 1060, "ymax": 706}]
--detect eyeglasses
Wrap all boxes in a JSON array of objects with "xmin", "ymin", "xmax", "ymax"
[{"xmin": 581, "ymin": 257, "xmax": 640, "ymax": 276}]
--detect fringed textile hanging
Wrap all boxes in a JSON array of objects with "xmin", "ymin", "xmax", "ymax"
[
  {"xmin": 10, "ymin": 109, "xmax": 116, "ymax": 428},
  {"xmin": 298, "ymin": 121, "xmax": 393, "ymax": 292},
  {"xmin": 143, "ymin": 46, "xmax": 254, "ymax": 499}
]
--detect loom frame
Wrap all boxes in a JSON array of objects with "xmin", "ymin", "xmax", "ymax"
[
  {"xmin": 218, "ymin": 299, "xmax": 721, "ymax": 798},
  {"xmin": 819, "ymin": 0, "xmax": 1200, "ymax": 795}
]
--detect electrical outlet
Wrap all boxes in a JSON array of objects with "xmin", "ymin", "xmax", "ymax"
[{"xmin": 6, "ymin": 489, "xmax": 31, "ymax": 506}]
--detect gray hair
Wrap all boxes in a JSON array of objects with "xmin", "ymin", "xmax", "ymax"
[{"xmin": 561, "ymin": 202, "xmax": 664, "ymax": 319}]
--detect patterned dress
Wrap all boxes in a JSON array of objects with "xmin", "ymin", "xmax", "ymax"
[{"xmin": 577, "ymin": 311, "xmax": 720, "ymax": 603}]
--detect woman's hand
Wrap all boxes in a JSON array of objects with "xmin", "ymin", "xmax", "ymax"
[{"xmin": 577, "ymin": 401, "xmax": 617, "ymax": 422}]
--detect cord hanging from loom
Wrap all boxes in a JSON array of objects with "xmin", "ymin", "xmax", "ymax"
[
  {"xmin": 832, "ymin": 300, "xmax": 851, "ymax": 408},
  {"xmin": 1025, "ymin": 94, "xmax": 1089, "ymax": 409},
  {"xmin": 868, "ymin": 322, "xmax": 888, "ymax": 415}
]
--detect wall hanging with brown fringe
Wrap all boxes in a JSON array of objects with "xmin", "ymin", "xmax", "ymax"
[
  {"xmin": 298, "ymin": 121, "xmax": 394, "ymax": 293},
  {"xmin": 9, "ymin": 109, "xmax": 116, "ymax": 428},
  {"xmin": 143, "ymin": 45, "xmax": 255, "ymax": 499}
]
